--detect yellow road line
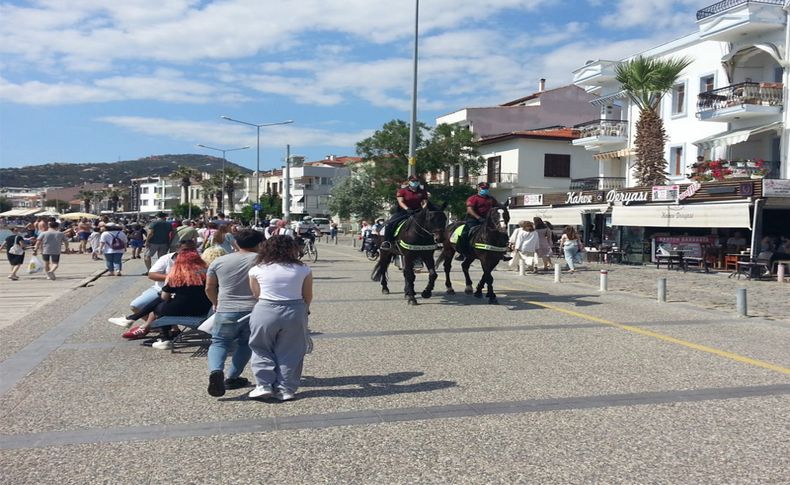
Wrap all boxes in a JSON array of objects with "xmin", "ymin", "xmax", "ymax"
[{"xmin": 453, "ymin": 277, "xmax": 790, "ymax": 375}]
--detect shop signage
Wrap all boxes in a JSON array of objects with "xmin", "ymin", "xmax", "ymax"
[
  {"xmin": 651, "ymin": 185, "xmax": 679, "ymax": 202},
  {"xmin": 522, "ymin": 194, "xmax": 544, "ymax": 206},
  {"xmin": 708, "ymin": 186, "xmax": 737, "ymax": 194},
  {"xmin": 763, "ymin": 179, "xmax": 790, "ymax": 197},
  {"xmin": 565, "ymin": 192, "xmax": 597, "ymax": 204},
  {"xmin": 678, "ymin": 182, "xmax": 701, "ymax": 201},
  {"xmin": 651, "ymin": 235, "xmax": 717, "ymax": 263},
  {"xmin": 605, "ymin": 189, "xmax": 648, "ymax": 205}
]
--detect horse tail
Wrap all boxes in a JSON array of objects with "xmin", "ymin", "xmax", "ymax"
[{"xmin": 371, "ymin": 251, "xmax": 392, "ymax": 282}]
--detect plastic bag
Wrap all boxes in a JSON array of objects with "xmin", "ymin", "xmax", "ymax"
[
  {"xmin": 28, "ymin": 255, "xmax": 44, "ymax": 274},
  {"xmin": 197, "ymin": 314, "xmax": 215, "ymax": 334}
]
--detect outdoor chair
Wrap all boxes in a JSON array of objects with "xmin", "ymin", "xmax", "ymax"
[
  {"xmin": 149, "ymin": 311, "xmax": 212, "ymax": 354},
  {"xmin": 734, "ymin": 252, "xmax": 772, "ymax": 281}
]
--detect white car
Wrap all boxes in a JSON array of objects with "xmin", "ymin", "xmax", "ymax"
[{"xmin": 311, "ymin": 217, "xmax": 331, "ymax": 233}]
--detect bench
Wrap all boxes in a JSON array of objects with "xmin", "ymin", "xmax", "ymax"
[
  {"xmin": 655, "ymin": 254, "xmax": 682, "ymax": 270},
  {"xmin": 682, "ymin": 256, "xmax": 710, "ymax": 273},
  {"xmin": 150, "ymin": 313, "xmax": 212, "ymax": 353}
]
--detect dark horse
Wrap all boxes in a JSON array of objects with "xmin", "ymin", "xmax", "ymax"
[
  {"xmin": 436, "ymin": 203, "xmax": 510, "ymax": 304},
  {"xmin": 371, "ymin": 204, "xmax": 448, "ymax": 305}
]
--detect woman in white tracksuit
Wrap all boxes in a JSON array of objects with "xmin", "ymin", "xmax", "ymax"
[{"xmin": 247, "ymin": 235, "xmax": 313, "ymax": 401}]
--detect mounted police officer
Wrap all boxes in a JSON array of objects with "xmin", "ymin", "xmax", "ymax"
[
  {"xmin": 456, "ymin": 182, "xmax": 503, "ymax": 260},
  {"xmin": 380, "ymin": 175, "xmax": 430, "ymax": 250}
]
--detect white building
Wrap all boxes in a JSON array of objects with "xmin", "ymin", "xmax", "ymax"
[
  {"xmin": 287, "ymin": 157, "xmax": 352, "ymax": 217},
  {"xmin": 131, "ymin": 177, "xmax": 180, "ymax": 214},
  {"xmin": 573, "ymin": 0, "xmax": 789, "ymax": 183}
]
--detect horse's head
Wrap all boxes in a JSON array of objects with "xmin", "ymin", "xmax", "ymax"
[
  {"xmin": 424, "ymin": 202, "xmax": 448, "ymax": 241},
  {"xmin": 485, "ymin": 200, "xmax": 509, "ymax": 232}
]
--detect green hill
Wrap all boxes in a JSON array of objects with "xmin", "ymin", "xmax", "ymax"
[{"xmin": 0, "ymin": 154, "xmax": 253, "ymax": 188}]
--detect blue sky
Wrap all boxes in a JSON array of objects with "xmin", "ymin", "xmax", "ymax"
[{"xmin": 0, "ymin": 0, "xmax": 710, "ymax": 172}]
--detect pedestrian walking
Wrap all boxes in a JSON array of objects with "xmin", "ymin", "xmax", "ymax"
[
  {"xmin": 533, "ymin": 217, "xmax": 553, "ymax": 271},
  {"xmin": 205, "ymin": 229, "xmax": 264, "ymax": 397},
  {"xmin": 246, "ymin": 235, "xmax": 313, "ymax": 401},
  {"xmin": 559, "ymin": 226, "xmax": 583, "ymax": 273},
  {"xmin": 2, "ymin": 226, "xmax": 27, "ymax": 280},
  {"xmin": 144, "ymin": 212, "xmax": 173, "ymax": 270},
  {"xmin": 99, "ymin": 223, "xmax": 127, "ymax": 276},
  {"xmin": 33, "ymin": 221, "xmax": 69, "ymax": 280}
]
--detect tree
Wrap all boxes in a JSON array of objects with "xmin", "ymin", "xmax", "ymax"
[
  {"xmin": 170, "ymin": 165, "xmax": 201, "ymax": 207},
  {"xmin": 0, "ymin": 197, "xmax": 11, "ymax": 213},
  {"xmin": 77, "ymin": 190, "xmax": 94, "ymax": 213},
  {"xmin": 172, "ymin": 203, "xmax": 203, "ymax": 219},
  {"xmin": 44, "ymin": 199, "xmax": 70, "ymax": 209},
  {"xmin": 615, "ymin": 55, "xmax": 693, "ymax": 186},
  {"xmin": 103, "ymin": 187, "xmax": 124, "ymax": 212},
  {"xmin": 200, "ymin": 178, "xmax": 222, "ymax": 213},
  {"xmin": 220, "ymin": 168, "xmax": 246, "ymax": 213},
  {"xmin": 328, "ymin": 170, "xmax": 387, "ymax": 221}
]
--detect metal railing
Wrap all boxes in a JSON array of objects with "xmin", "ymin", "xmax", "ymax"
[
  {"xmin": 573, "ymin": 119, "xmax": 628, "ymax": 139},
  {"xmin": 569, "ymin": 177, "xmax": 626, "ymax": 191},
  {"xmin": 469, "ymin": 172, "xmax": 518, "ymax": 185},
  {"xmin": 697, "ymin": 0, "xmax": 784, "ymax": 20},
  {"xmin": 697, "ymin": 82, "xmax": 783, "ymax": 114}
]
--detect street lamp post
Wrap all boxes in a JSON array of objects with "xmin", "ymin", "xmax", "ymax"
[
  {"xmin": 407, "ymin": 0, "xmax": 420, "ymax": 178},
  {"xmin": 220, "ymin": 116, "xmax": 293, "ymax": 223},
  {"xmin": 197, "ymin": 144, "xmax": 250, "ymax": 214}
]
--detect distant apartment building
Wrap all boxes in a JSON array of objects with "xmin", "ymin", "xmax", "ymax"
[
  {"xmin": 287, "ymin": 156, "xmax": 355, "ymax": 217},
  {"xmin": 130, "ymin": 177, "xmax": 180, "ymax": 214}
]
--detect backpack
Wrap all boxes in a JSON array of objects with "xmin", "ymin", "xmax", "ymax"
[{"xmin": 110, "ymin": 233, "xmax": 126, "ymax": 250}]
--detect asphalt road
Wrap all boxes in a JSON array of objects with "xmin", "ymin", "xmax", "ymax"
[{"xmin": 1, "ymin": 239, "xmax": 788, "ymax": 484}]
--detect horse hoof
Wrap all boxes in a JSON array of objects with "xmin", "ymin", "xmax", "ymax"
[
  {"xmin": 488, "ymin": 297, "xmax": 498, "ymax": 305},
  {"xmin": 407, "ymin": 298, "xmax": 419, "ymax": 306},
  {"xmin": 446, "ymin": 288, "xmax": 455, "ymax": 295},
  {"xmin": 464, "ymin": 288, "xmax": 474, "ymax": 295},
  {"xmin": 382, "ymin": 288, "xmax": 389, "ymax": 295},
  {"xmin": 474, "ymin": 291, "xmax": 483, "ymax": 299},
  {"xmin": 421, "ymin": 290, "xmax": 432, "ymax": 299}
]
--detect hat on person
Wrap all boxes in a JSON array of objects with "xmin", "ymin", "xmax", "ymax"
[{"xmin": 478, "ymin": 182, "xmax": 490, "ymax": 189}]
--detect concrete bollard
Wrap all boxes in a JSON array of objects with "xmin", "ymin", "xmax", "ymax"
[
  {"xmin": 657, "ymin": 278, "xmax": 667, "ymax": 303},
  {"xmin": 554, "ymin": 263, "xmax": 561, "ymax": 283},
  {"xmin": 352, "ymin": 236, "xmax": 357, "ymax": 248},
  {"xmin": 600, "ymin": 269, "xmax": 608, "ymax": 292},
  {"xmin": 518, "ymin": 260, "xmax": 525, "ymax": 276},
  {"xmin": 778, "ymin": 263, "xmax": 786, "ymax": 283},
  {"xmin": 736, "ymin": 288, "xmax": 747, "ymax": 317}
]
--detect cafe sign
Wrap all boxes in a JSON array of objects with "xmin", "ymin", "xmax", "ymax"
[
  {"xmin": 763, "ymin": 179, "xmax": 790, "ymax": 197},
  {"xmin": 651, "ymin": 185, "xmax": 679, "ymax": 203},
  {"xmin": 521, "ymin": 193, "xmax": 544, "ymax": 206},
  {"xmin": 605, "ymin": 188, "xmax": 648, "ymax": 205}
]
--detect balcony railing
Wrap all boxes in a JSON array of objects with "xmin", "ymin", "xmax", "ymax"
[
  {"xmin": 469, "ymin": 172, "xmax": 518, "ymax": 185},
  {"xmin": 697, "ymin": 82, "xmax": 783, "ymax": 114},
  {"xmin": 696, "ymin": 0, "xmax": 783, "ymax": 20},
  {"xmin": 574, "ymin": 119, "xmax": 628, "ymax": 139},
  {"xmin": 569, "ymin": 177, "xmax": 626, "ymax": 191}
]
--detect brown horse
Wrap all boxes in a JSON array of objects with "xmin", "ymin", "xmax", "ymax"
[{"xmin": 435, "ymin": 203, "xmax": 510, "ymax": 304}]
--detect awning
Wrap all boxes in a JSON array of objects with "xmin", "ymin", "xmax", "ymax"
[
  {"xmin": 0, "ymin": 208, "xmax": 44, "ymax": 217},
  {"xmin": 611, "ymin": 202, "xmax": 751, "ymax": 228},
  {"xmin": 591, "ymin": 90, "xmax": 627, "ymax": 107},
  {"xmin": 693, "ymin": 121, "xmax": 783, "ymax": 150},
  {"xmin": 593, "ymin": 148, "xmax": 634, "ymax": 160},
  {"xmin": 510, "ymin": 204, "xmax": 609, "ymax": 226}
]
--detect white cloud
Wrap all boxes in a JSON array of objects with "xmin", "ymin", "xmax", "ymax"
[
  {"xmin": 599, "ymin": 0, "xmax": 703, "ymax": 31},
  {"xmin": 98, "ymin": 116, "xmax": 374, "ymax": 149}
]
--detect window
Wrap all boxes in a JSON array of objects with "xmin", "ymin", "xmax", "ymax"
[
  {"xmin": 670, "ymin": 146, "xmax": 684, "ymax": 176},
  {"xmin": 141, "ymin": 187, "xmax": 149, "ymax": 194},
  {"xmin": 700, "ymin": 75, "xmax": 714, "ymax": 94},
  {"xmin": 775, "ymin": 67, "xmax": 783, "ymax": 83},
  {"xmin": 486, "ymin": 156, "xmax": 501, "ymax": 183},
  {"xmin": 544, "ymin": 154, "xmax": 571, "ymax": 178},
  {"xmin": 671, "ymin": 82, "xmax": 686, "ymax": 116}
]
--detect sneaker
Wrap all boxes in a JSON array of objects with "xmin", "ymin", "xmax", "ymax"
[
  {"xmin": 46, "ymin": 271, "xmax": 56, "ymax": 280},
  {"xmin": 7, "ymin": 275, "xmax": 18, "ymax": 281},
  {"xmin": 122, "ymin": 326, "xmax": 150, "ymax": 339},
  {"xmin": 208, "ymin": 370, "xmax": 225, "ymax": 397},
  {"xmin": 151, "ymin": 339, "xmax": 173, "ymax": 350},
  {"xmin": 108, "ymin": 316, "xmax": 135, "ymax": 328},
  {"xmin": 248, "ymin": 385, "xmax": 274, "ymax": 400},
  {"xmin": 224, "ymin": 376, "xmax": 250, "ymax": 390},
  {"xmin": 502, "ymin": 256, "xmax": 512, "ymax": 262},
  {"xmin": 274, "ymin": 389, "xmax": 296, "ymax": 402}
]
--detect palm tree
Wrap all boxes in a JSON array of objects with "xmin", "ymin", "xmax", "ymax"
[
  {"xmin": 170, "ymin": 165, "xmax": 202, "ymax": 208},
  {"xmin": 615, "ymin": 55, "xmax": 693, "ymax": 187},
  {"xmin": 220, "ymin": 168, "xmax": 246, "ymax": 213},
  {"xmin": 200, "ymin": 177, "xmax": 222, "ymax": 213},
  {"xmin": 104, "ymin": 187, "xmax": 124, "ymax": 212},
  {"xmin": 93, "ymin": 190, "xmax": 107, "ymax": 214},
  {"xmin": 77, "ymin": 190, "xmax": 94, "ymax": 213}
]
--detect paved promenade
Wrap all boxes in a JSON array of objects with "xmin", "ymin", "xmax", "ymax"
[{"xmin": 1, "ymin": 240, "xmax": 789, "ymax": 484}]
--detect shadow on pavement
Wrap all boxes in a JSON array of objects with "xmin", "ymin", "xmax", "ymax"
[{"xmin": 436, "ymin": 289, "xmax": 602, "ymax": 310}]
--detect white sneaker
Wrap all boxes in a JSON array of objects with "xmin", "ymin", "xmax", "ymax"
[
  {"xmin": 274, "ymin": 390, "xmax": 295, "ymax": 401},
  {"xmin": 108, "ymin": 317, "xmax": 135, "ymax": 328},
  {"xmin": 46, "ymin": 271, "xmax": 55, "ymax": 280},
  {"xmin": 151, "ymin": 339, "xmax": 173, "ymax": 350},
  {"xmin": 248, "ymin": 385, "xmax": 274, "ymax": 399}
]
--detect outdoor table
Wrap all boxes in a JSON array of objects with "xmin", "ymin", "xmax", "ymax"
[{"xmin": 728, "ymin": 254, "xmax": 754, "ymax": 279}]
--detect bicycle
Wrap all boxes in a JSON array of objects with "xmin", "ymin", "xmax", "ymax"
[{"xmin": 300, "ymin": 237, "xmax": 318, "ymax": 263}]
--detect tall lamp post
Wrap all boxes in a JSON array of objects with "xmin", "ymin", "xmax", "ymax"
[
  {"xmin": 197, "ymin": 144, "xmax": 250, "ymax": 214},
  {"xmin": 407, "ymin": 0, "xmax": 420, "ymax": 178},
  {"xmin": 220, "ymin": 116, "xmax": 293, "ymax": 223}
]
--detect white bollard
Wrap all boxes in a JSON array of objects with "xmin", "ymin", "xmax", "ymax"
[
  {"xmin": 518, "ymin": 259, "xmax": 525, "ymax": 276},
  {"xmin": 778, "ymin": 263, "xmax": 786, "ymax": 283},
  {"xmin": 554, "ymin": 263, "xmax": 561, "ymax": 283},
  {"xmin": 736, "ymin": 288, "xmax": 747, "ymax": 317},
  {"xmin": 600, "ymin": 269, "xmax": 608, "ymax": 292},
  {"xmin": 657, "ymin": 278, "xmax": 667, "ymax": 303}
]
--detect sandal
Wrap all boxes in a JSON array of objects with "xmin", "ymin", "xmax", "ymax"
[{"xmin": 122, "ymin": 326, "xmax": 150, "ymax": 339}]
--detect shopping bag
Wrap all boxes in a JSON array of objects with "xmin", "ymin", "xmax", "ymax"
[
  {"xmin": 27, "ymin": 255, "xmax": 44, "ymax": 274},
  {"xmin": 197, "ymin": 314, "xmax": 215, "ymax": 334}
]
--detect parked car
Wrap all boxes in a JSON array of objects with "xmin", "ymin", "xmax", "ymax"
[{"xmin": 312, "ymin": 217, "xmax": 331, "ymax": 233}]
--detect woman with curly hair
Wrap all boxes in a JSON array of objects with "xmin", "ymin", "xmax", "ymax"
[
  {"xmin": 144, "ymin": 251, "xmax": 213, "ymax": 350},
  {"xmin": 246, "ymin": 235, "xmax": 313, "ymax": 401}
]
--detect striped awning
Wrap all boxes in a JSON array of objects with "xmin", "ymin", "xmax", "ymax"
[
  {"xmin": 693, "ymin": 121, "xmax": 783, "ymax": 150},
  {"xmin": 593, "ymin": 148, "xmax": 634, "ymax": 160},
  {"xmin": 591, "ymin": 90, "xmax": 627, "ymax": 107}
]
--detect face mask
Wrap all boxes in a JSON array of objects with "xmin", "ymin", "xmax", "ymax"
[
  {"xmin": 409, "ymin": 182, "xmax": 419, "ymax": 188},
  {"xmin": 479, "ymin": 189, "xmax": 489, "ymax": 196}
]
